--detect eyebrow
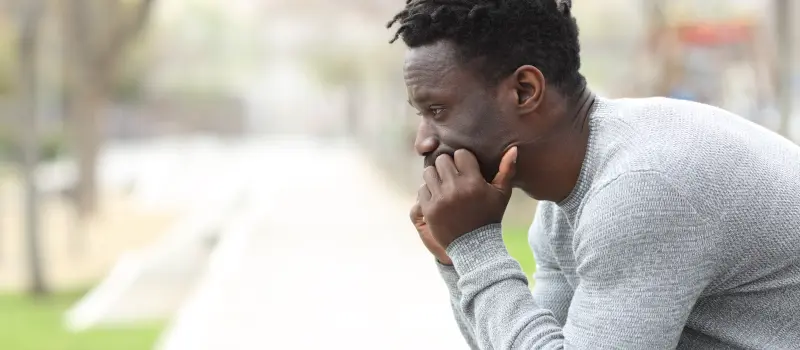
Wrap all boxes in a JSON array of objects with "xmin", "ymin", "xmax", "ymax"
[
  {"xmin": 407, "ymin": 97, "xmax": 423, "ymax": 110},
  {"xmin": 408, "ymin": 90, "xmax": 434, "ymax": 107}
]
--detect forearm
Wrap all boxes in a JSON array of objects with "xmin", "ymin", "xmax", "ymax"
[
  {"xmin": 436, "ymin": 262, "xmax": 479, "ymax": 349},
  {"xmin": 440, "ymin": 228, "xmax": 571, "ymax": 349},
  {"xmin": 446, "ymin": 185, "xmax": 716, "ymax": 348},
  {"xmin": 448, "ymin": 224, "xmax": 565, "ymax": 349},
  {"xmin": 431, "ymin": 171, "xmax": 720, "ymax": 349}
]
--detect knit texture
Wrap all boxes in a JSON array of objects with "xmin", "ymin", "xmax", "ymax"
[{"xmin": 438, "ymin": 97, "xmax": 800, "ymax": 349}]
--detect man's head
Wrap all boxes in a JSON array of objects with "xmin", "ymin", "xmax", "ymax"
[{"xmin": 389, "ymin": 0, "xmax": 585, "ymax": 183}]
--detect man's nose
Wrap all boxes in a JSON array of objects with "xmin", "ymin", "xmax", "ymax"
[{"xmin": 414, "ymin": 122, "xmax": 439, "ymax": 157}]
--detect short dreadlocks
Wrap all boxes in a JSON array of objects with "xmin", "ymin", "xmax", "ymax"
[{"xmin": 387, "ymin": 0, "xmax": 585, "ymax": 97}]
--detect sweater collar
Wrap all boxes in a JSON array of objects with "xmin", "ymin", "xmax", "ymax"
[{"xmin": 556, "ymin": 96, "xmax": 611, "ymax": 218}]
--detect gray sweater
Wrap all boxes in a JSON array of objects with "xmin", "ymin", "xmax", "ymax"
[{"xmin": 438, "ymin": 97, "xmax": 800, "ymax": 349}]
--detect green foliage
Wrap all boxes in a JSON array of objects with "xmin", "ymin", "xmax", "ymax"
[
  {"xmin": 0, "ymin": 124, "xmax": 14, "ymax": 161},
  {"xmin": 305, "ymin": 48, "xmax": 359, "ymax": 87},
  {"xmin": 0, "ymin": 289, "xmax": 163, "ymax": 350},
  {"xmin": 503, "ymin": 226, "xmax": 536, "ymax": 278},
  {"xmin": 112, "ymin": 71, "xmax": 145, "ymax": 102},
  {"xmin": 111, "ymin": 38, "xmax": 151, "ymax": 102},
  {"xmin": 0, "ymin": 125, "xmax": 69, "ymax": 163},
  {"xmin": 39, "ymin": 129, "xmax": 68, "ymax": 161}
]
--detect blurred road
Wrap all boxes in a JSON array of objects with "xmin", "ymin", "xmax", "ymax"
[{"xmin": 158, "ymin": 137, "xmax": 466, "ymax": 350}]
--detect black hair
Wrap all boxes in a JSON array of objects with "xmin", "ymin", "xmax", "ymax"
[{"xmin": 387, "ymin": 0, "xmax": 585, "ymax": 97}]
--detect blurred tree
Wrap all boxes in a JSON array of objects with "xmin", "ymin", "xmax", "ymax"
[
  {"xmin": 0, "ymin": 128, "xmax": 68, "ymax": 163},
  {"xmin": 13, "ymin": 0, "xmax": 47, "ymax": 296},
  {"xmin": 113, "ymin": 57, "xmax": 147, "ymax": 102},
  {"xmin": 59, "ymin": 0, "xmax": 155, "ymax": 216},
  {"xmin": 308, "ymin": 51, "xmax": 360, "ymax": 135},
  {"xmin": 642, "ymin": 0, "xmax": 679, "ymax": 97},
  {"xmin": 0, "ymin": 21, "xmax": 16, "ymax": 96}
]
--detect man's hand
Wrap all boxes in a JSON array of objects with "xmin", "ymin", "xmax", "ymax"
[
  {"xmin": 418, "ymin": 147, "xmax": 518, "ymax": 248},
  {"xmin": 410, "ymin": 200, "xmax": 453, "ymax": 265}
]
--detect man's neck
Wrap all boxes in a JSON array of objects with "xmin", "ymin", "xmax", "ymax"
[{"xmin": 517, "ymin": 87, "xmax": 596, "ymax": 202}]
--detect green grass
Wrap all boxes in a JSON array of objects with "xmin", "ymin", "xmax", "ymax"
[
  {"xmin": 0, "ymin": 290, "xmax": 164, "ymax": 350},
  {"xmin": 502, "ymin": 226, "xmax": 536, "ymax": 278}
]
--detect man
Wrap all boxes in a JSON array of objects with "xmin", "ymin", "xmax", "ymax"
[{"xmin": 387, "ymin": 0, "xmax": 800, "ymax": 349}]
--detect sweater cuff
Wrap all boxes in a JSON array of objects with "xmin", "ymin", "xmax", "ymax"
[
  {"xmin": 436, "ymin": 261, "xmax": 460, "ymax": 287},
  {"xmin": 446, "ymin": 223, "xmax": 510, "ymax": 275}
]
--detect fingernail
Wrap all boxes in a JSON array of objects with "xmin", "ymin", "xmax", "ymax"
[{"xmin": 512, "ymin": 147, "xmax": 518, "ymax": 164}]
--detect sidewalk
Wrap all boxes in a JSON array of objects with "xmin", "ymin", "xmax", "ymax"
[{"xmin": 158, "ymin": 138, "xmax": 466, "ymax": 350}]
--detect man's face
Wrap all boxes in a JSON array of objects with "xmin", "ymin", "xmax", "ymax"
[{"xmin": 404, "ymin": 41, "xmax": 517, "ymax": 182}]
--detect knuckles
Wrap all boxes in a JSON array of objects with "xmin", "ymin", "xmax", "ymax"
[
  {"xmin": 449, "ymin": 176, "xmax": 484, "ymax": 198},
  {"xmin": 460, "ymin": 176, "xmax": 485, "ymax": 194},
  {"xmin": 424, "ymin": 176, "xmax": 486, "ymax": 218},
  {"xmin": 441, "ymin": 176, "xmax": 484, "ymax": 199}
]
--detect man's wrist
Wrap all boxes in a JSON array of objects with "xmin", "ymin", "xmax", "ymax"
[
  {"xmin": 445, "ymin": 223, "xmax": 509, "ymax": 274},
  {"xmin": 436, "ymin": 256, "xmax": 454, "ymax": 266}
]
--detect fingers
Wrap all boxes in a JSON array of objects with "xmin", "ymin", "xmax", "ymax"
[
  {"xmin": 410, "ymin": 200, "xmax": 422, "ymax": 219},
  {"xmin": 491, "ymin": 146, "xmax": 518, "ymax": 191},
  {"xmin": 434, "ymin": 154, "xmax": 459, "ymax": 182},
  {"xmin": 422, "ymin": 166, "xmax": 440, "ymax": 196},
  {"xmin": 417, "ymin": 182, "xmax": 432, "ymax": 203},
  {"xmin": 410, "ymin": 199, "xmax": 425, "ymax": 225},
  {"xmin": 416, "ymin": 183, "xmax": 433, "ymax": 221},
  {"xmin": 453, "ymin": 149, "xmax": 481, "ymax": 177},
  {"xmin": 410, "ymin": 197, "xmax": 451, "ymax": 265}
]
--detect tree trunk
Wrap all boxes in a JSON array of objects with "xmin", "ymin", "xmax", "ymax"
[
  {"xmin": 59, "ymin": 0, "xmax": 156, "ymax": 217},
  {"xmin": 645, "ymin": 0, "xmax": 679, "ymax": 98},
  {"xmin": 67, "ymin": 78, "xmax": 104, "ymax": 218},
  {"xmin": 17, "ymin": 0, "xmax": 47, "ymax": 296}
]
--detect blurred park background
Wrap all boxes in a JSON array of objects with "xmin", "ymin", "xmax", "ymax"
[{"xmin": 0, "ymin": 0, "xmax": 797, "ymax": 349}]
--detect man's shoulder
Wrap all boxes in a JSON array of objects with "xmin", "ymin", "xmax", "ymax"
[
  {"xmin": 606, "ymin": 96, "xmax": 730, "ymax": 118},
  {"xmin": 590, "ymin": 96, "xmax": 796, "ymax": 197},
  {"xmin": 573, "ymin": 161, "xmax": 723, "ymax": 231},
  {"xmin": 598, "ymin": 96, "xmax": 748, "ymax": 140}
]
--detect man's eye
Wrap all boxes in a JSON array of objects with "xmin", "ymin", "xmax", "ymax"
[{"xmin": 415, "ymin": 107, "xmax": 446, "ymax": 118}]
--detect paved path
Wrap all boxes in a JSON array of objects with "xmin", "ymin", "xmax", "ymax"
[{"xmin": 159, "ymin": 137, "xmax": 466, "ymax": 350}]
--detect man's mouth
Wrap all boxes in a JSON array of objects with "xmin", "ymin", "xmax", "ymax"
[
  {"xmin": 423, "ymin": 150, "xmax": 452, "ymax": 169},
  {"xmin": 423, "ymin": 156, "xmax": 435, "ymax": 169}
]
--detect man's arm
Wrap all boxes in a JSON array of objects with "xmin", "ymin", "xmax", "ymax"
[
  {"xmin": 529, "ymin": 202, "xmax": 574, "ymax": 326},
  {"xmin": 446, "ymin": 171, "xmax": 718, "ymax": 349},
  {"xmin": 434, "ymin": 202, "xmax": 571, "ymax": 349},
  {"xmin": 436, "ymin": 262, "xmax": 479, "ymax": 349}
]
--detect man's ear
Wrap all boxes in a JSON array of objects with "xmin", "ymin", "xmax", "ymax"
[{"xmin": 512, "ymin": 65, "xmax": 545, "ymax": 115}]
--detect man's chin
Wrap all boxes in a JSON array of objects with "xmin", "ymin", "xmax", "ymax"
[
  {"xmin": 479, "ymin": 161, "xmax": 500, "ymax": 183},
  {"xmin": 521, "ymin": 188, "xmax": 540, "ymax": 200}
]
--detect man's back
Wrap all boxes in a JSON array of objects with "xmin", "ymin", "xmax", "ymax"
[{"xmin": 534, "ymin": 97, "xmax": 800, "ymax": 348}]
